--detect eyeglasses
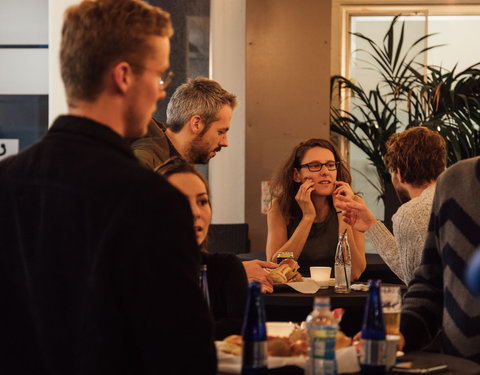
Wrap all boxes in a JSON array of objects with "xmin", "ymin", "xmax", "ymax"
[
  {"xmin": 129, "ymin": 63, "xmax": 174, "ymax": 89},
  {"xmin": 298, "ymin": 161, "xmax": 339, "ymax": 172},
  {"xmin": 159, "ymin": 70, "xmax": 174, "ymax": 89}
]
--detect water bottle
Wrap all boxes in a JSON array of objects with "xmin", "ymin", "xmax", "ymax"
[
  {"xmin": 305, "ymin": 297, "xmax": 338, "ymax": 375},
  {"xmin": 335, "ymin": 230, "xmax": 351, "ymax": 293},
  {"xmin": 360, "ymin": 280, "xmax": 386, "ymax": 374},
  {"xmin": 199, "ymin": 264, "xmax": 210, "ymax": 310},
  {"xmin": 241, "ymin": 281, "xmax": 267, "ymax": 375}
]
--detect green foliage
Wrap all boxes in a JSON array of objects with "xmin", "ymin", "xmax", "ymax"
[{"xmin": 330, "ymin": 16, "xmax": 480, "ymax": 198}]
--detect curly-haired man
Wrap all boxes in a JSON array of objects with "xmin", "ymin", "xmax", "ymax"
[{"xmin": 335, "ymin": 126, "xmax": 446, "ymax": 285}]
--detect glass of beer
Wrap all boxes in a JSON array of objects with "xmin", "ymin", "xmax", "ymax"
[
  {"xmin": 276, "ymin": 251, "xmax": 294, "ymax": 264},
  {"xmin": 381, "ymin": 285, "xmax": 402, "ymax": 335}
]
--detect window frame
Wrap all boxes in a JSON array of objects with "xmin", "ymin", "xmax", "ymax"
[{"xmin": 330, "ymin": 0, "xmax": 480, "ymax": 159}]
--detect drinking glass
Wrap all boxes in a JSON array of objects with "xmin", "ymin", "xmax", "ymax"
[{"xmin": 381, "ymin": 286, "xmax": 402, "ymax": 336}]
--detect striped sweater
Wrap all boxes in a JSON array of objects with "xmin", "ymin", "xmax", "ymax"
[{"xmin": 400, "ymin": 156, "xmax": 480, "ymax": 363}]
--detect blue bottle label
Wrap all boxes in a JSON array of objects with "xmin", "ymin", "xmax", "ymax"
[
  {"xmin": 242, "ymin": 340, "xmax": 267, "ymax": 369},
  {"xmin": 310, "ymin": 325, "xmax": 337, "ymax": 375},
  {"xmin": 359, "ymin": 338, "xmax": 386, "ymax": 366}
]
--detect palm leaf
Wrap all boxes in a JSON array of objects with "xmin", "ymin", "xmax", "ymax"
[{"xmin": 330, "ymin": 16, "xmax": 480, "ymax": 199}]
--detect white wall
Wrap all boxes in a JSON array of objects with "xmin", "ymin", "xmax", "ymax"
[
  {"xmin": 0, "ymin": 0, "xmax": 48, "ymax": 95},
  {"xmin": 209, "ymin": 0, "xmax": 246, "ymax": 224},
  {"xmin": 47, "ymin": 0, "xmax": 247, "ymax": 223}
]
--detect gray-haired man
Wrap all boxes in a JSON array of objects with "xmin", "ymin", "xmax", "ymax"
[
  {"xmin": 131, "ymin": 77, "xmax": 279, "ymax": 293},
  {"xmin": 131, "ymin": 76, "xmax": 237, "ymax": 170}
]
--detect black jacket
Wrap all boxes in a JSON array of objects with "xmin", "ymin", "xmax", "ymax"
[
  {"xmin": 0, "ymin": 115, "xmax": 216, "ymax": 374},
  {"xmin": 201, "ymin": 252, "xmax": 248, "ymax": 340}
]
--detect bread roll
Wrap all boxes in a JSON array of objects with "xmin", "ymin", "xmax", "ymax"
[
  {"xmin": 267, "ymin": 337, "xmax": 291, "ymax": 357},
  {"xmin": 222, "ymin": 334, "xmax": 243, "ymax": 356},
  {"xmin": 270, "ymin": 271, "xmax": 287, "ymax": 284},
  {"xmin": 267, "ymin": 260, "xmax": 303, "ymax": 284},
  {"xmin": 291, "ymin": 339, "xmax": 308, "ymax": 356},
  {"xmin": 288, "ymin": 328, "xmax": 307, "ymax": 343}
]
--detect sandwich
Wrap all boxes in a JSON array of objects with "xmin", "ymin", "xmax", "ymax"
[{"xmin": 266, "ymin": 258, "xmax": 303, "ymax": 284}]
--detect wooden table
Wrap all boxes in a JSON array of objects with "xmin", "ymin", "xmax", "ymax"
[
  {"xmin": 217, "ymin": 350, "xmax": 480, "ymax": 375},
  {"xmin": 397, "ymin": 351, "xmax": 480, "ymax": 375}
]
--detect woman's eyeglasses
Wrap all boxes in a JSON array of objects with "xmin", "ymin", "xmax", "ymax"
[{"xmin": 298, "ymin": 161, "xmax": 339, "ymax": 172}]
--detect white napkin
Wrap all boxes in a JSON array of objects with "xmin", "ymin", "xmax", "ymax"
[
  {"xmin": 336, "ymin": 346, "xmax": 361, "ymax": 373},
  {"xmin": 350, "ymin": 283, "xmax": 369, "ymax": 292},
  {"xmin": 286, "ymin": 278, "xmax": 321, "ymax": 294}
]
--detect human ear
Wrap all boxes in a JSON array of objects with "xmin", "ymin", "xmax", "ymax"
[
  {"xmin": 189, "ymin": 115, "xmax": 204, "ymax": 135},
  {"xmin": 293, "ymin": 168, "xmax": 302, "ymax": 183},
  {"xmin": 396, "ymin": 168, "xmax": 405, "ymax": 183},
  {"xmin": 112, "ymin": 62, "xmax": 131, "ymax": 94}
]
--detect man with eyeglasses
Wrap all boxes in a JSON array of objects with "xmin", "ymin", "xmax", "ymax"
[
  {"xmin": 335, "ymin": 126, "xmax": 446, "ymax": 285},
  {"xmin": 0, "ymin": 1, "xmax": 216, "ymax": 374}
]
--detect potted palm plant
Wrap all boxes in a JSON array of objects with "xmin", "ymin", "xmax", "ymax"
[{"xmin": 330, "ymin": 16, "xmax": 480, "ymax": 228}]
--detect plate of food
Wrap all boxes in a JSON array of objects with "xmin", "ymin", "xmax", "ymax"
[
  {"xmin": 216, "ymin": 322, "xmax": 357, "ymax": 374},
  {"xmin": 216, "ymin": 324, "xmax": 308, "ymax": 373},
  {"xmin": 267, "ymin": 260, "xmax": 319, "ymax": 293},
  {"xmin": 268, "ymin": 261, "xmax": 338, "ymax": 293}
]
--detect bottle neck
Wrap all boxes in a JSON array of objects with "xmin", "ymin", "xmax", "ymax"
[
  {"xmin": 313, "ymin": 297, "xmax": 331, "ymax": 311},
  {"xmin": 243, "ymin": 282, "xmax": 267, "ymax": 341}
]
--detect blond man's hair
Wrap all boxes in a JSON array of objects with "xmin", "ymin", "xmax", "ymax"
[{"xmin": 60, "ymin": 0, "xmax": 173, "ymax": 106}]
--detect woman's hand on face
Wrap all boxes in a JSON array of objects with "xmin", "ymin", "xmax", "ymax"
[
  {"xmin": 332, "ymin": 181, "xmax": 355, "ymax": 211},
  {"xmin": 295, "ymin": 179, "xmax": 316, "ymax": 220}
]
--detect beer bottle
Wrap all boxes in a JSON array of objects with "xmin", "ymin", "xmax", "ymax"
[
  {"xmin": 242, "ymin": 281, "xmax": 267, "ymax": 375},
  {"xmin": 360, "ymin": 280, "xmax": 386, "ymax": 374}
]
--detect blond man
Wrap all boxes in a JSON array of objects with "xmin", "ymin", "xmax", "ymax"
[{"xmin": 0, "ymin": 1, "xmax": 216, "ymax": 373}]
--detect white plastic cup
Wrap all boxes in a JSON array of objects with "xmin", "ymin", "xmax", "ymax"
[
  {"xmin": 310, "ymin": 266, "xmax": 332, "ymax": 289},
  {"xmin": 385, "ymin": 335, "xmax": 400, "ymax": 370}
]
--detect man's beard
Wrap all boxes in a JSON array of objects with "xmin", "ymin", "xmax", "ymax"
[{"xmin": 188, "ymin": 135, "xmax": 221, "ymax": 164}]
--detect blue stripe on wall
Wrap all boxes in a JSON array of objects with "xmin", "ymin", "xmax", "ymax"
[{"xmin": 0, "ymin": 45, "xmax": 48, "ymax": 49}]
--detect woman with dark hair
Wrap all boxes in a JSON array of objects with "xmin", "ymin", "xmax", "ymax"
[
  {"xmin": 158, "ymin": 157, "xmax": 248, "ymax": 340},
  {"xmin": 266, "ymin": 138, "xmax": 366, "ymax": 280}
]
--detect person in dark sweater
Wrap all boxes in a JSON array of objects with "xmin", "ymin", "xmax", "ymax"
[
  {"xmin": 401, "ymin": 156, "xmax": 480, "ymax": 363},
  {"xmin": 0, "ymin": 1, "xmax": 216, "ymax": 374},
  {"xmin": 158, "ymin": 157, "xmax": 248, "ymax": 340}
]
